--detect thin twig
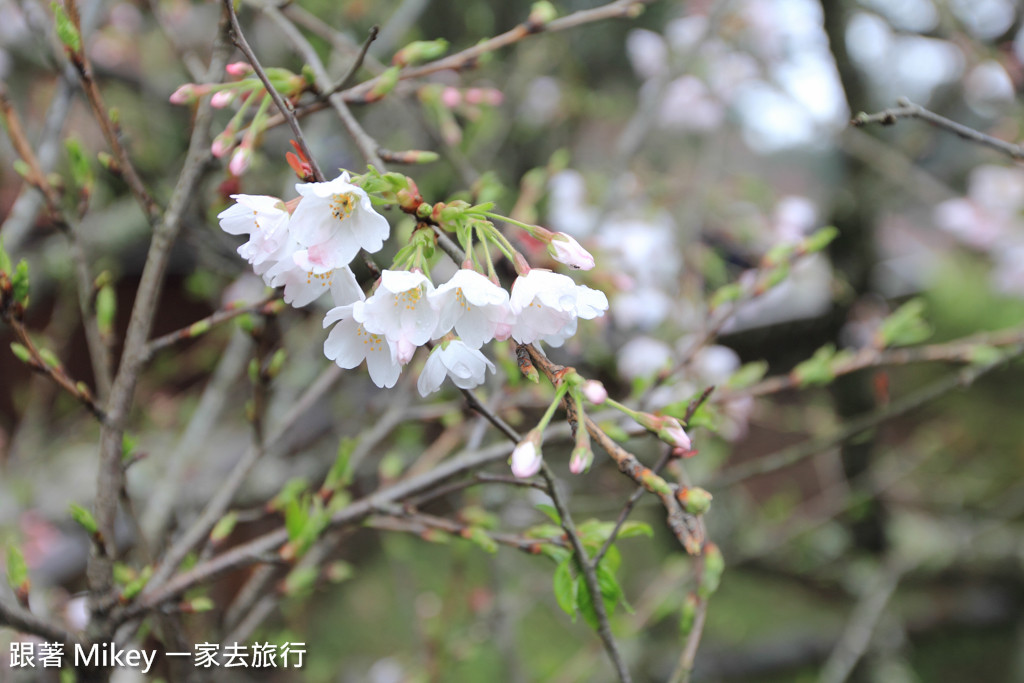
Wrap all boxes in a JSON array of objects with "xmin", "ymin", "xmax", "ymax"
[
  {"xmin": 64, "ymin": 0, "xmax": 160, "ymax": 221},
  {"xmin": 0, "ymin": 598, "xmax": 81, "ymax": 645},
  {"xmin": 223, "ymin": 0, "xmax": 324, "ymax": 182},
  {"xmin": 142, "ymin": 294, "xmax": 280, "ymax": 361},
  {"xmin": 851, "ymin": 97, "xmax": 1024, "ymax": 161},
  {"xmin": 818, "ymin": 558, "xmax": 909, "ymax": 683},
  {"xmin": 323, "ymin": 25, "xmax": 379, "ymax": 97},
  {"xmin": 541, "ymin": 463, "xmax": 634, "ymax": 683},
  {"xmin": 717, "ymin": 324, "xmax": 1024, "ymax": 402}
]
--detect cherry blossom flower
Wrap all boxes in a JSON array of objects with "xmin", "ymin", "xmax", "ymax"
[
  {"xmin": 323, "ymin": 303, "xmax": 402, "ymax": 389},
  {"xmin": 508, "ymin": 269, "xmax": 608, "ymax": 347},
  {"xmin": 217, "ymin": 194, "xmax": 290, "ymax": 268},
  {"xmin": 430, "ymin": 269, "xmax": 512, "ymax": 348},
  {"xmin": 416, "ymin": 340, "xmax": 495, "ymax": 396},
  {"xmin": 359, "ymin": 270, "xmax": 438, "ymax": 364},
  {"xmin": 264, "ymin": 257, "xmax": 362, "ymax": 308},
  {"xmin": 289, "ymin": 172, "xmax": 390, "ymax": 273},
  {"xmin": 547, "ymin": 232, "xmax": 596, "ymax": 270}
]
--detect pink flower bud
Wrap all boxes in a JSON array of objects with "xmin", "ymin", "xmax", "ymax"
[
  {"xmin": 440, "ymin": 86, "xmax": 462, "ymax": 108},
  {"xmin": 211, "ymin": 135, "xmax": 232, "ymax": 158},
  {"xmin": 657, "ymin": 417, "xmax": 691, "ymax": 451},
  {"xmin": 226, "ymin": 62, "xmax": 251, "ymax": 77},
  {"xmin": 547, "ymin": 232, "xmax": 595, "ymax": 270},
  {"xmin": 210, "ymin": 90, "xmax": 235, "ymax": 108},
  {"xmin": 569, "ymin": 445, "xmax": 593, "ymax": 474},
  {"xmin": 582, "ymin": 380, "xmax": 607, "ymax": 404},
  {"xmin": 510, "ymin": 430, "xmax": 543, "ymax": 478},
  {"xmin": 169, "ymin": 83, "xmax": 198, "ymax": 105},
  {"xmin": 228, "ymin": 147, "xmax": 251, "ymax": 176}
]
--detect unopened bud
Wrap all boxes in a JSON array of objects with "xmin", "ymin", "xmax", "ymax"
[
  {"xmin": 547, "ymin": 232, "xmax": 595, "ymax": 270},
  {"xmin": 569, "ymin": 444, "xmax": 593, "ymax": 474},
  {"xmin": 582, "ymin": 380, "xmax": 607, "ymax": 404},
  {"xmin": 677, "ymin": 486, "xmax": 713, "ymax": 515},
  {"xmin": 366, "ymin": 66, "xmax": 400, "ymax": 102},
  {"xmin": 392, "ymin": 39, "xmax": 449, "ymax": 67},
  {"xmin": 510, "ymin": 429, "xmax": 543, "ymax": 478}
]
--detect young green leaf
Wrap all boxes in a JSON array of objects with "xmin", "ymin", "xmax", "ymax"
[{"xmin": 552, "ymin": 559, "xmax": 576, "ymax": 618}]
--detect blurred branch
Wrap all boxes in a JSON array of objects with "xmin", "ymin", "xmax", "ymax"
[
  {"xmin": 851, "ymin": 97, "xmax": 1024, "ymax": 161},
  {"xmin": 87, "ymin": 11, "xmax": 233, "ymax": 617},
  {"xmin": 339, "ymin": 0, "xmax": 662, "ymax": 104},
  {"xmin": 0, "ymin": 597, "xmax": 80, "ymax": 645},
  {"xmin": 142, "ymin": 294, "xmax": 281, "ymax": 361},
  {"xmin": 3, "ymin": 316, "xmax": 107, "ymax": 422},
  {"xmin": 119, "ymin": 439, "xmax": 517, "ymax": 621},
  {"xmin": 64, "ymin": 0, "xmax": 160, "ymax": 222},
  {"xmin": 370, "ymin": 502, "xmax": 570, "ymax": 553},
  {"xmin": 720, "ymin": 324, "xmax": 1024, "ymax": 401},
  {"xmin": 712, "ymin": 345, "xmax": 1024, "ymax": 488},
  {"xmin": 0, "ymin": 86, "xmax": 114, "ymax": 398},
  {"xmin": 818, "ymin": 558, "xmax": 909, "ymax": 683}
]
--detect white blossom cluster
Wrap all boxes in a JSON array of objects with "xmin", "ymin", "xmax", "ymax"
[{"xmin": 219, "ymin": 173, "xmax": 608, "ymax": 395}]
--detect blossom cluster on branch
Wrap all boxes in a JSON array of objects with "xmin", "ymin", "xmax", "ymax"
[{"xmin": 218, "ymin": 172, "xmax": 608, "ymax": 397}]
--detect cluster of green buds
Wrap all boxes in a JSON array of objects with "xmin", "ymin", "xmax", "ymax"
[
  {"xmin": 0, "ymin": 241, "xmax": 29, "ymax": 321},
  {"xmin": 170, "ymin": 62, "xmax": 313, "ymax": 177}
]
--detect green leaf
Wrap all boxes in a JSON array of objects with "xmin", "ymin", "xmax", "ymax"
[
  {"xmin": 322, "ymin": 437, "xmax": 357, "ymax": 493},
  {"xmin": 269, "ymin": 477, "xmax": 308, "ymax": 512},
  {"xmin": 51, "ymin": 2, "xmax": 81, "ymax": 53},
  {"xmin": 0, "ymin": 238, "xmax": 11, "ymax": 275},
  {"xmin": 966, "ymin": 344, "xmax": 1004, "ymax": 367},
  {"xmin": 534, "ymin": 503, "xmax": 560, "ymax": 525},
  {"xmin": 283, "ymin": 566, "xmax": 319, "ymax": 597},
  {"xmin": 710, "ymin": 282, "xmax": 743, "ymax": 310},
  {"xmin": 552, "ymin": 559, "xmax": 576, "ymax": 618},
  {"xmin": 11, "ymin": 260, "xmax": 29, "ymax": 305},
  {"xmin": 615, "ymin": 521, "xmax": 654, "ymax": 540},
  {"xmin": 283, "ymin": 497, "xmax": 308, "ymax": 542},
  {"xmin": 877, "ymin": 298, "xmax": 932, "ymax": 348},
  {"xmin": 726, "ymin": 360, "xmax": 769, "ymax": 390},
  {"xmin": 210, "ymin": 511, "xmax": 238, "ymax": 543},
  {"xmin": 699, "ymin": 543, "xmax": 725, "ymax": 599},
  {"xmin": 69, "ymin": 503, "xmax": 97, "ymax": 535},
  {"xmin": 121, "ymin": 566, "xmax": 152, "ymax": 600},
  {"xmin": 121, "ymin": 433, "xmax": 136, "ymax": 461},
  {"xmin": 463, "ymin": 526, "xmax": 498, "ymax": 554},
  {"xmin": 10, "ymin": 342, "xmax": 31, "ymax": 365},
  {"xmin": 65, "ymin": 136, "xmax": 93, "ymax": 191},
  {"xmin": 803, "ymin": 225, "xmax": 839, "ymax": 253},
  {"xmin": 791, "ymin": 343, "xmax": 838, "ymax": 387},
  {"xmin": 95, "ymin": 284, "xmax": 116, "ymax": 336},
  {"xmin": 6, "ymin": 545, "xmax": 28, "ymax": 591},
  {"xmin": 679, "ymin": 593, "xmax": 699, "ymax": 638},
  {"xmin": 187, "ymin": 596, "xmax": 214, "ymax": 613},
  {"xmin": 38, "ymin": 348, "xmax": 61, "ymax": 370}
]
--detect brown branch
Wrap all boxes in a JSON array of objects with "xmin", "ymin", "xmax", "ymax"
[
  {"xmin": 0, "ymin": 86, "xmax": 114, "ymax": 398},
  {"xmin": 223, "ymin": 0, "xmax": 325, "ymax": 181},
  {"xmin": 851, "ymin": 97, "xmax": 1024, "ymax": 161},
  {"xmin": 540, "ymin": 463, "xmax": 634, "ymax": 683},
  {"xmin": 0, "ymin": 598, "xmax": 82, "ymax": 645},
  {"xmin": 5, "ymin": 317, "xmax": 107, "ymax": 423},
  {"xmin": 526, "ymin": 344, "xmax": 704, "ymax": 556},
  {"xmin": 64, "ymin": 0, "xmax": 160, "ymax": 221},
  {"xmin": 87, "ymin": 12, "xmax": 233, "ymax": 621}
]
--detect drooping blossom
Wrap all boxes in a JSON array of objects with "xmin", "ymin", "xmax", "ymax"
[
  {"xmin": 508, "ymin": 269, "xmax": 608, "ymax": 347},
  {"xmin": 358, "ymin": 270, "xmax": 438, "ymax": 364},
  {"xmin": 430, "ymin": 269, "xmax": 512, "ymax": 348},
  {"xmin": 323, "ymin": 303, "xmax": 402, "ymax": 389},
  {"xmin": 217, "ymin": 194, "xmax": 290, "ymax": 268},
  {"xmin": 416, "ymin": 339, "xmax": 495, "ymax": 396}
]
